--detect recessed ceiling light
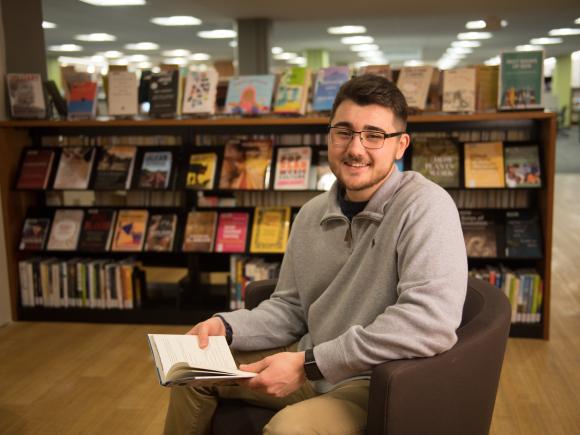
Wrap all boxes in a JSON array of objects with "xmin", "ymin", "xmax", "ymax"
[
  {"xmin": 327, "ymin": 25, "xmax": 366, "ymax": 35},
  {"xmin": 404, "ymin": 60, "xmax": 424, "ymax": 67},
  {"xmin": 189, "ymin": 53, "xmax": 211, "ymax": 61},
  {"xmin": 128, "ymin": 54, "xmax": 149, "ymax": 62},
  {"xmin": 444, "ymin": 53, "xmax": 466, "ymax": 60},
  {"xmin": 484, "ymin": 56, "xmax": 500, "ymax": 66},
  {"xmin": 75, "ymin": 33, "xmax": 117, "ymax": 42},
  {"xmin": 288, "ymin": 56, "xmax": 306, "ymax": 65},
  {"xmin": 530, "ymin": 37, "xmax": 562, "ymax": 45},
  {"xmin": 49, "ymin": 44, "xmax": 83, "ymax": 52},
  {"xmin": 197, "ymin": 29, "xmax": 236, "ymax": 39},
  {"xmin": 110, "ymin": 58, "xmax": 129, "ymax": 65},
  {"xmin": 91, "ymin": 55, "xmax": 106, "ymax": 62},
  {"xmin": 341, "ymin": 36, "xmax": 374, "ymax": 44},
  {"xmin": 137, "ymin": 62, "xmax": 153, "ymax": 69},
  {"xmin": 451, "ymin": 40, "xmax": 481, "ymax": 48},
  {"xmin": 164, "ymin": 57, "xmax": 188, "ymax": 66},
  {"xmin": 162, "ymin": 49, "xmax": 191, "ymax": 57},
  {"xmin": 229, "ymin": 40, "xmax": 238, "ymax": 48},
  {"xmin": 549, "ymin": 28, "xmax": 580, "ymax": 36},
  {"xmin": 350, "ymin": 44, "xmax": 379, "ymax": 52},
  {"xmin": 271, "ymin": 47, "xmax": 283, "ymax": 54},
  {"xmin": 79, "ymin": 0, "xmax": 145, "ymax": 5},
  {"xmin": 466, "ymin": 20, "xmax": 486, "ymax": 30},
  {"xmin": 447, "ymin": 47, "xmax": 473, "ymax": 54},
  {"xmin": 150, "ymin": 16, "xmax": 201, "ymax": 26},
  {"xmin": 457, "ymin": 32, "xmax": 492, "ymax": 40},
  {"xmin": 438, "ymin": 60, "xmax": 458, "ymax": 70},
  {"xmin": 103, "ymin": 50, "xmax": 123, "ymax": 58},
  {"xmin": 274, "ymin": 52, "xmax": 298, "ymax": 60},
  {"xmin": 42, "ymin": 21, "xmax": 57, "ymax": 29},
  {"xmin": 516, "ymin": 45, "xmax": 543, "ymax": 52},
  {"xmin": 125, "ymin": 42, "xmax": 159, "ymax": 50}
]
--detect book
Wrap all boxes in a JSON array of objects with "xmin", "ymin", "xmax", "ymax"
[
  {"xmin": 225, "ymin": 75, "xmax": 276, "ymax": 115},
  {"xmin": 505, "ymin": 210, "xmax": 543, "ymax": 258},
  {"xmin": 273, "ymin": 67, "xmax": 311, "ymax": 115},
  {"xmin": 19, "ymin": 218, "xmax": 50, "ymax": 250},
  {"xmin": 6, "ymin": 73, "xmax": 46, "ymax": 119},
  {"xmin": 499, "ymin": 51, "xmax": 544, "ymax": 110},
  {"xmin": 16, "ymin": 149, "xmax": 55, "ymax": 189},
  {"xmin": 460, "ymin": 210, "xmax": 497, "ymax": 258},
  {"xmin": 145, "ymin": 213, "xmax": 178, "ymax": 252},
  {"xmin": 182, "ymin": 211, "xmax": 218, "ymax": 252},
  {"xmin": 214, "ymin": 212, "xmax": 249, "ymax": 253},
  {"xmin": 504, "ymin": 145, "xmax": 542, "ymax": 188},
  {"xmin": 77, "ymin": 209, "xmax": 117, "ymax": 252},
  {"xmin": 273, "ymin": 146, "xmax": 312, "ymax": 190},
  {"xmin": 93, "ymin": 146, "xmax": 137, "ymax": 190},
  {"xmin": 249, "ymin": 207, "xmax": 291, "ymax": 253},
  {"xmin": 397, "ymin": 66, "xmax": 434, "ymax": 110},
  {"xmin": 315, "ymin": 149, "xmax": 336, "ymax": 191},
  {"xmin": 111, "ymin": 209, "xmax": 149, "ymax": 252},
  {"xmin": 182, "ymin": 69, "xmax": 219, "ymax": 115},
  {"xmin": 312, "ymin": 66, "xmax": 350, "ymax": 112},
  {"xmin": 185, "ymin": 152, "xmax": 218, "ymax": 190},
  {"xmin": 46, "ymin": 209, "xmax": 84, "ymax": 251},
  {"xmin": 442, "ymin": 68, "xmax": 476, "ymax": 113},
  {"xmin": 137, "ymin": 150, "xmax": 173, "ymax": 189},
  {"xmin": 52, "ymin": 147, "xmax": 96, "ymax": 190},
  {"xmin": 475, "ymin": 65, "xmax": 499, "ymax": 112},
  {"xmin": 107, "ymin": 71, "xmax": 138, "ymax": 117},
  {"xmin": 149, "ymin": 70, "xmax": 179, "ymax": 118},
  {"xmin": 218, "ymin": 139, "xmax": 273, "ymax": 190},
  {"xmin": 411, "ymin": 139, "xmax": 460, "ymax": 188},
  {"xmin": 464, "ymin": 142, "xmax": 506, "ymax": 188},
  {"xmin": 147, "ymin": 334, "xmax": 256, "ymax": 386},
  {"xmin": 67, "ymin": 81, "xmax": 98, "ymax": 120}
]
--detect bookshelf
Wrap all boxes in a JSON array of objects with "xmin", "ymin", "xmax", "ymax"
[{"xmin": 0, "ymin": 112, "xmax": 556, "ymax": 339}]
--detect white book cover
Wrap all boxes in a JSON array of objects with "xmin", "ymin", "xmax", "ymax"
[
  {"xmin": 6, "ymin": 73, "xmax": 46, "ymax": 119},
  {"xmin": 443, "ymin": 68, "xmax": 476, "ymax": 112},
  {"xmin": 397, "ymin": 66, "xmax": 434, "ymax": 110},
  {"xmin": 107, "ymin": 71, "xmax": 138, "ymax": 116},
  {"xmin": 47, "ymin": 209, "xmax": 85, "ymax": 251},
  {"xmin": 182, "ymin": 69, "xmax": 219, "ymax": 115},
  {"xmin": 274, "ymin": 147, "xmax": 312, "ymax": 190}
]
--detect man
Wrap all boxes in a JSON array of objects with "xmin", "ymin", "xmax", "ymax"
[{"xmin": 164, "ymin": 74, "xmax": 467, "ymax": 434}]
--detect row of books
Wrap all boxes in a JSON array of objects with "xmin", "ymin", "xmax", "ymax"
[
  {"xmin": 461, "ymin": 210, "xmax": 543, "ymax": 259},
  {"xmin": 469, "ymin": 267, "xmax": 543, "ymax": 324},
  {"xmin": 20, "ymin": 207, "xmax": 292, "ymax": 254},
  {"xmin": 229, "ymin": 255, "xmax": 281, "ymax": 310},
  {"xmin": 18, "ymin": 257, "xmax": 143, "ymax": 309},
  {"xmin": 448, "ymin": 190, "xmax": 530, "ymax": 209}
]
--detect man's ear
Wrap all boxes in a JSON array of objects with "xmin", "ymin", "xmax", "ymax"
[{"xmin": 395, "ymin": 134, "xmax": 411, "ymax": 160}]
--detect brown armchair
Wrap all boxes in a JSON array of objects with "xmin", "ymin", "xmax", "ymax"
[{"xmin": 211, "ymin": 277, "xmax": 511, "ymax": 435}]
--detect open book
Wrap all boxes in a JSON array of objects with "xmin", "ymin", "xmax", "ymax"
[{"xmin": 147, "ymin": 334, "xmax": 257, "ymax": 386}]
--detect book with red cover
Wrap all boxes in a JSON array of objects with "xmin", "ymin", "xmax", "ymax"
[
  {"xmin": 77, "ymin": 209, "xmax": 117, "ymax": 252},
  {"xmin": 214, "ymin": 212, "xmax": 249, "ymax": 253},
  {"xmin": 16, "ymin": 149, "xmax": 55, "ymax": 189}
]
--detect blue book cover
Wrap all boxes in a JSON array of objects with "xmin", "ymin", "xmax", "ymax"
[
  {"xmin": 312, "ymin": 67, "xmax": 350, "ymax": 112},
  {"xmin": 225, "ymin": 75, "xmax": 276, "ymax": 114}
]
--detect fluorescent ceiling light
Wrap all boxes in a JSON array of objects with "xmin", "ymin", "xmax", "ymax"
[
  {"xmin": 271, "ymin": 47, "xmax": 283, "ymax": 54},
  {"xmin": 110, "ymin": 58, "xmax": 128, "ymax": 65},
  {"xmin": 451, "ymin": 40, "xmax": 481, "ymax": 48},
  {"xmin": 164, "ymin": 57, "xmax": 188, "ymax": 66},
  {"xmin": 42, "ymin": 21, "xmax": 57, "ymax": 29},
  {"xmin": 457, "ymin": 32, "xmax": 492, "ymax": 40},
  {"xmin": 438, "ymin": 60, "xmax": 457, "ymax": 70},
  {"xmin": 57, "ymin": 56, "xmax": 91, "ymax": 65},
  {"xmin": 288, "ymin": 57, "xmax": 306, "ymax": 65},
  {"xmin": 447, "ymin": 47, "xmax": 473, "ymax": 54},
  {"xmin": 162, "ymin": 49, "xmax": 190, "ymax": 57},
  {"xmin": 549, "ymin": 28, "xmax": 580, "ymax": 36},
  {"xmin": 198, "ymin": 29, "xmax": 236, "ymax": 39},
  {"xmin": 91, "ymin": 55, "xmax": 106, "ymax": 62},
  {"xmin": 75, "ymin": 33, "xmax": 116, "ymax": 42},
  {"xmin": 359, "ymin": 51, "xmax": 383, "ymax": 59},
  {"xmin": 103, "ymin": 50, "xmax": 123, "ymax": 58},
  {"xmin": 466, "ymin": 20, "xmax": 486, "ymax": 30},
  {"xmin": 274, "ymin": 52, "xmax": 298, "ymax": 60},
  {"xmin": 189, "ymin": 53, "xmax": 211, "ymax": 61},
  {"xmin": 79, "ymin": 0, "xmax": 145, "ymax": 5},
  {"xmin": 49, "ymin": 44, "xmax": 83, "ymax": 52},
  {"xmin": 125, "ymin": 42, "xmax": 159, "ymax": 50},
  {"xmin": 484, "ymin": 56, "xmax": 500, "ymax": 66},
  {"xmin": 516, "ymin": 45, "xmax": 542, "ymax": 52},
  {"xmin": 151, "ymin": 16, "xmax": 201, "ymax": 26},
  {"xmin": 229, "ymin": 40, "xmax": 238, "ymax": 48},
  {"xmin": 128, "ymin": 54, "xmax": 149, "ymax": 62},
  {"xmin": 136, "ymin": 62, "xmax": 153, "ymax": 69},
  {"xmin": 350, "ymin": 44, "xmax": 379, "ymax": 52},
  {"xmin": 404, "ymin": 60, "xmax": 424, "ymax": 67},
  {"xmin": 530, "ymin": 37, "xmax": 562, "ymax": 45},
  {"xmin": 327, "ymin": 25, "xmax": 366, "ymax": 35},
  {"xmin": 341, "ymin": 36, "xmax": 374, "ymax": 45}
]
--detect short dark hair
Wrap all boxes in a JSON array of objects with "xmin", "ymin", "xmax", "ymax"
[{"xmin": 330, "ymin": 74, "xmax": 408, "ymax": 128}]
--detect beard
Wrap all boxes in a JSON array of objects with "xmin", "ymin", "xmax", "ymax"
[{"xmin": 330, "ymin": 154, "xmax": 394, "ymax": 193}]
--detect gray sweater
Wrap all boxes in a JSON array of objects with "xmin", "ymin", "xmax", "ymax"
[{"xmin": 218, "ymin": 167, "xmax": 468, "ymax": 392}]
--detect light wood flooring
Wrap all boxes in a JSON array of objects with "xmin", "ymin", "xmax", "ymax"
[{"xmin": 1, "ymin": 174, "xmax": 579, "ymax": 435}]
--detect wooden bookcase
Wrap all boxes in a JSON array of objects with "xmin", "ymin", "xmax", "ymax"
[{"xmin": 0, "ymin": 111, "xmax": 556, "ymax": 339}]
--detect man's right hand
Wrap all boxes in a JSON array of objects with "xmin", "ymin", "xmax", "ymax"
[{"xmin": 186, "ymin": 317, "xmax": 226, "ymax": 348}]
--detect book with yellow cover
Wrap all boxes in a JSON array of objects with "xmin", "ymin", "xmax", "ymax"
[
  {"xmin": 185, "ymin": 152, "xmax": 218, "ymax": 190},
  {"xmin": 250, "ymin": 206, "xmax": 291, "ymax": 253},
  {"xmin": 464, "ymin": 142, "xmax": 506, "ymax": 188},
  {"xmin": 111, "ymin": 209, "xmax": 149, "ymax": 252}
]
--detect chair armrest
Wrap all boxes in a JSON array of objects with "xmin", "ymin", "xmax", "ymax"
[{"xmin": 245, "ymin": 279, "xmax": 277, "ymax": 310}]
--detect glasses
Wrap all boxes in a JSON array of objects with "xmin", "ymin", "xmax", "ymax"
[{"xmin": 328, "ymin": 126, "xmax": 406, "ymax": 149}]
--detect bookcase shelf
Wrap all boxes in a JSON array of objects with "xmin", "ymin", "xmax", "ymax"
[{"xmin": 0, "ymin": 112, "xmax": 556, "ymax": 339}]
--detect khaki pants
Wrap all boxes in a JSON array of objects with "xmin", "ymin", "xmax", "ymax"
[{"xmin": 163, "ymin": 343, "xmax": 369, "ymax": 435}]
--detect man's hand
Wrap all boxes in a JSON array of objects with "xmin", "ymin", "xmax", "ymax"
[
  {"xmin": 186, "ymin": 317, "xmax": 226, "ymax": 348},
  {"xmin": 240, "ymin": 352, "xmax": 306, "ymax": 398}
]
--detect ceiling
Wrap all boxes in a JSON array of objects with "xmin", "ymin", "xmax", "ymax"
[{"xmin": 42, "ymin": 0, "xmax": 580, "ymax": 70}]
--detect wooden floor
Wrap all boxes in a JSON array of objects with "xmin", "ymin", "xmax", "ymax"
[{"xmin": 1, "ymin": 174, "xmax": 579, "ymax": 435}]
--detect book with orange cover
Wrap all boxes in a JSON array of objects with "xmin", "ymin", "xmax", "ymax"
[
  {"xmin": 111, "ymin": 209, "xmax": 149, "ymax": 252},
  {"xmin": 182, "ymin": 211, "xmax": 218, "ymax": 252},
  {"xmin": 218, "ymin": 140, "xmax": 272, "ymax": 190},
  {"xmin": 464, "ymin": 142, "xmax": 506, "ymax": 188}
]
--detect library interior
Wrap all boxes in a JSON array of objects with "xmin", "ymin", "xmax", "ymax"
[{"xmin": 0, "ymin": 0, "xmax": 579, "ymax": 434}]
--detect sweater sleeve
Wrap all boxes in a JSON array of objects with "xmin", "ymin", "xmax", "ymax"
[{"xmin": 314, "ymin": 185, "xmax": 468, "ymax": 384}]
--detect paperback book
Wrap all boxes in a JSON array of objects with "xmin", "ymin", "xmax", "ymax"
[
  {"xmin": 19, "ymin": 217, "xmax": 51, "ymax": 250},
  {"xmin": 77, "ymin": 209, "xmax": 117, "ymax": 252},
  {"xmin": 411, "ymin": 139, "xmax": 460, "ymax": 188},
  {"xmin": 149, "ymin": 70, "xmax": 179, "ymax": 118},
  {"xmin": 225, "ymin": 75, "xmax": 276, "ymax": 115},
  {"xmin": 214, "ymin": 212, "xmax": 249, "ymax": 253},
  {"xmin": 442, "ymin": 68, "xmax": 476, "ymax": 113},
  {"xmin": 182, "ymin": 69, "xmax": 219, "ymax": 115},
  {"xmin": 185, "ymin": 152, "xmax": 218, "ymax": 190},
  {"xmin": 137, "ymin": 150, "xmax": 173, "ymax": 189},
  {"xmin": 460, "ymin": 210, "xmax": 497, "ymax": 258},
  {"xmin": 273, "ymin": 67, "xmax": 310, "ymax": 115},
  {"xmin": 6, "ymin": 73, "xmax": 46, "ymax": 119},
  {"xmin": 249, "ymin": 207, "xmax": 291, "ymax": 253},
  {"xmin": 145, "ymin": 213, "xmax": 178, "ymax": 252},
  {"xmin": 107, "ymin": 70, "xmax": 138, "ymax": 117},
  {"xmin": 504, "ymin": 145, "xmax": 541, "ymax": 188},
  {"xmin": 504, "ymin": 210, "xmax": 542, "ymax": 258},
  {"xmin": 312, "ymin": 66, "xmax": 350, "ymax": 112},
  {"xmin": 182, "ymin": 211, "xmax": 218, "ymax": 252},
  {"xmin": 52, "ymin": 147, "xmax": 96, "ymax": 190},
  {"xmin": 93, "ymin": 146, "xmax": 137, "ymax": 190},
  {"xmin": 16, "ymin": 149, "xmax": 55, "ymax": 190},
  {"xmin": 46, "ymin": 209, "xmax": 85, "ymax": 251},
  {"xmin": 67, "ymin": 81, "xmax": 98, "ymax": 120},
  {"xmin": 111, "ymin": 209, "xmax": 149, "ymax": 252},
  {"xmin": 464, "ymin": 142, "xmax": 506, "ymax": 188},
  {"xmin": 219, "ymin": 140, "xmax": 273, "ymax": 190},
  {"xmin": 273, "ymin": 146, "xmax": 312, "ymax": 190},
  {"xmin": 499, "ymin": 51, "xmax": 544, "ymax": 110},
  {"xmin": 476, "ymin": 65, "xmax": 499, "ymax": 112},
  {"xmin": 397, "ymin": 66, "xmax": 434, "ymax": 110}
]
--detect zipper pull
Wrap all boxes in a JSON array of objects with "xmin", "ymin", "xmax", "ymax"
[{"xmin": 344, "ymin": 224, "xmax": 352, "ymax": 245}]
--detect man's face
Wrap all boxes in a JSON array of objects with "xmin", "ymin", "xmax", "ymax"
[{"xmin": 328, "ymin": 100, "xmax": 410, "ymax": 201}]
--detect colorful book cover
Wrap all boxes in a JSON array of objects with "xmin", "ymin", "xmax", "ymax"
[
  {"xmin": 52, "ymin": 147, "xmax": 96, "ymax": 190},
  {"xmin": 219, "ymin": 140, "xmax": 273, "ymax": 190},
  {"xmin": 459, "ymin": 210, "xmax": 497, "ymax": 258},
  {"xmin": 273, "ymin": 146, "xmax": 312, "ymax": 190},
  {"xmin": 6, "ymin": 73, "xmax": 46, "ymax": 119},
  {"xmin": 225, "ymin": 75, "xmax": 276, "ymax": 114},
  {"xmin": 411, "ymin": 139, "xmax": 460, "ymax": 187},
  {"xmin": 396, "ymin": 66, "xmax": 434, "ymax": 110},
  {"xmin": 182, "ymin": 211, "xmax": 218, "ymax": 252},
  {"xmin": 250, "ymin": 207, "xmax": 291, "ymax": 253},
  {"xmin": 77, "ymin": 209, "xmax": 117, "ymax": 252},
  {"xmin": 149, "ymin": 70, "xmax": 179, "ymax": 118},
  {"xmin": 273, "ymin": 67, "xmax": 310, "ymax": 115},
  {"xmin": 504, "ymin": 210, "xmax": 543, "ymax": 258},
  {"xmin": 214, "ymin": 212, "xmax": 249, "ymax": 253},
  {"xmin": 111, "ymin": 209, "xmax": 148, "ymax": 252},
  {"xmin": 504, "ymin": 145, "xmax": 541, "ymax": 188},
  {"xmin": 16, "ymin": 149, "xmax": 55, "ymax": 190},
  {"xmin": 46, "ymin": 209, "xmax": 85, "ymax": 251},
  {"xmin": 19, "ymin": 218, "xmax": 51, "ymax": 250},
  {"xmin": 499, "ymin": 51, "xmax": 544, "ymax": 110},
  {"xmin": 185, "ymin": 152, "xmax": 218, "ymax": 190},
  {"xmin": 137, "ymin": 150, "xmax": 172, "ymax": 189},
  {"xmin": 107, "ymin": 71, "xmax": 138, "ymax": 117},
  {"xmin": 442, "ymin": 68, "xmax": 476, "ymax": 113},
  {"xmin": 145, "ymin": 213, "xmax": 177, "ymax": 252},
  {"xmin": 464, "ymin": 142, "xmax": 506, "ymax": 188},
  {"xmin": 67, "ymin": 81, "xmax": 98, "ymax": 120},
  {"xmin": 315, "ymin": 149, "xmax": 336, "ymax": 191},
  {"xmin": 312, "ymin": 66, "xmax": 350, "ymax": 112},
  {"xmin": 182, "ymin": 69, "xmax": 219, "ymax": 115},
  {"xmin": 93, "ymin": 146, "xmax": 137, "ymax": 190}
]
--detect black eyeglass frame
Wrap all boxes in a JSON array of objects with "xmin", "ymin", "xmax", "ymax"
[{"xmin": 327, "ymin": 125, "xmax": 406, "ymax": 149}]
